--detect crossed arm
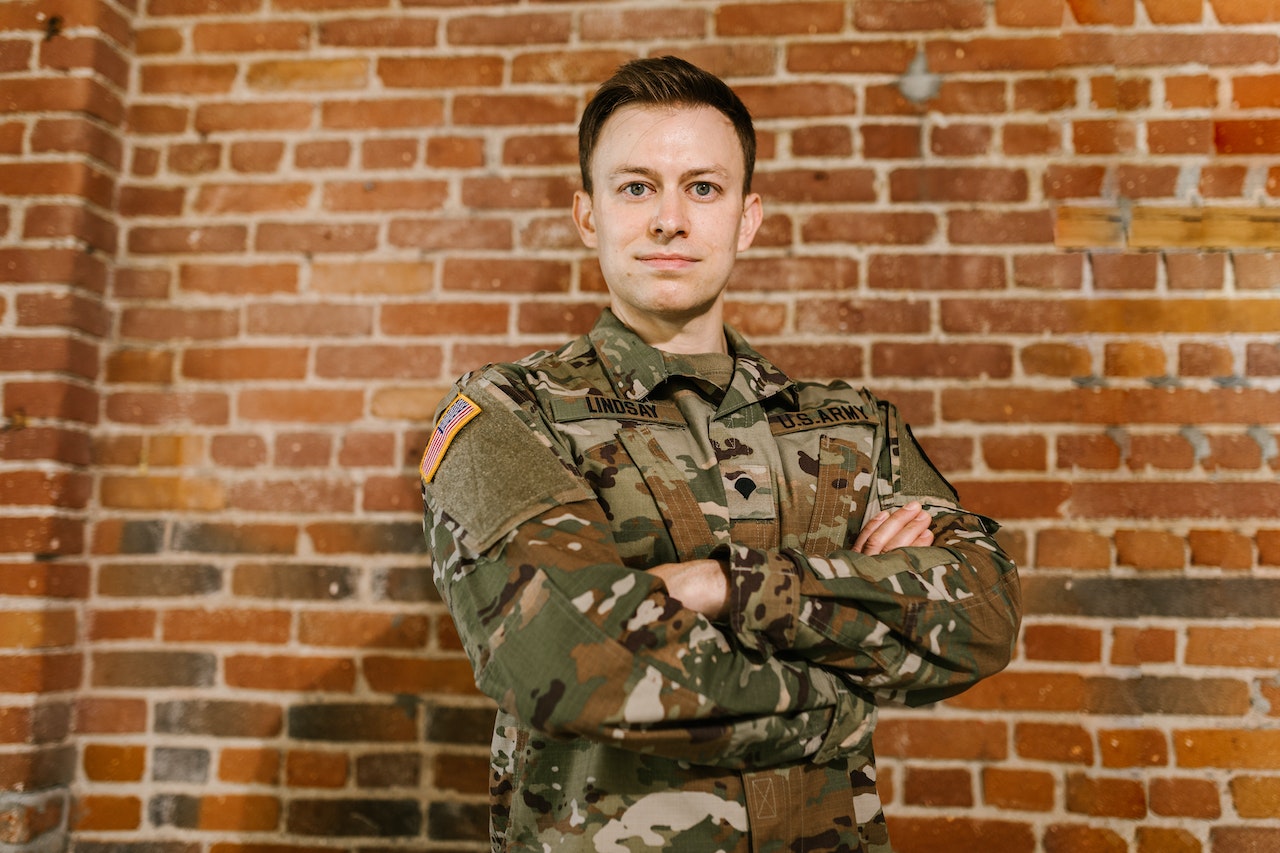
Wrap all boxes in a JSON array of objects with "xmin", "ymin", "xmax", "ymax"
[{"xmin": 649, "ymin": 502, "xmax": 934, "ymax": 621}]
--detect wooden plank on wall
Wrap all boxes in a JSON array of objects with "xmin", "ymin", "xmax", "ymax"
[{"xmin": 1055, "ymin": 206, "xmax": 1280, "ymax": 249}]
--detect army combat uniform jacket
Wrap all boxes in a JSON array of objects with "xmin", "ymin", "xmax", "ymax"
[{"xmin": 421, "ymin": 310, "xmax": 1020, "ymax": 853}]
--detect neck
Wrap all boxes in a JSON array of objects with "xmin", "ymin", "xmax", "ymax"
[{"xmin": 613, "ymin": 305, "xmax": 727, "ymax": 355}]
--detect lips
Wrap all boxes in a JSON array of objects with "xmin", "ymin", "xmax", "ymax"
[{"xmin": 637, "ymin": 253, "xmax": 698, "ymax": 270}]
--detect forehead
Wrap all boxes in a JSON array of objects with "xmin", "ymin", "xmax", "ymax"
[{"xmin": 592, "ymin": 104, "xmax": 743, "ymax": 175}]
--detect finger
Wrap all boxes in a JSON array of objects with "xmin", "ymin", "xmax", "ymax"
[
  {"xmin": 853, "ymin": 510, "xmax": 889, "ymax": 552},
  {"xmin": 857, "ymin": 503, "xmax": 922, "ymax": 555}
]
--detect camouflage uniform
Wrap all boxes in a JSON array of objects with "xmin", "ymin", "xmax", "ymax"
[{"xmin": 421, "ymin": 310, "xmax": 1020, "ymax": 853}]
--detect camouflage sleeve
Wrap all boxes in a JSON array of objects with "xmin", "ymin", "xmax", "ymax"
[
  {"xmin": 423, "ymin": 370, "xmax": 875, "ymax": 770},
  {"xmin": 725, "ymin": 401, "xmax": 1021, "ymax": 708}
]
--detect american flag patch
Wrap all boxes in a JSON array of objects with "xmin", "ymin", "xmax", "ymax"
[{"xmin": 419, "ymin": 393, "xmax": 482, "ymax": 484}]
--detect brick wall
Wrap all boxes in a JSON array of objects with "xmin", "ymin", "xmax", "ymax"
[{"xmin": 2, "ymin": 1, "xmax": 1278, "ymax": 850}]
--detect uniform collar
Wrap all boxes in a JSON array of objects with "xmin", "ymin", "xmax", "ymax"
[{"xmin": 587, "ymin": 309, "xmax": 796, "ymax": 412}]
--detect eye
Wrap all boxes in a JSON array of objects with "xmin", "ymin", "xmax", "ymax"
[
  {"xmin": 622, "ymin": 182, "xmax": 649, "ymax": 197},
  {"xmin": 691, "ymin": 182, "xmax": 717, "ymax": 198}
]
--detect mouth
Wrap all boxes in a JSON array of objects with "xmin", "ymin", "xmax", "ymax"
[{"xmin": 637, "ymin": 253, "xmax": 698, "ymax": 271}]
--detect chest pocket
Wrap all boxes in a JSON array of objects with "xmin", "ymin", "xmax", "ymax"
[
  {"xmin": 615, "ymin": 424, "xmax": 723, "ymax": 561},
  {"xmin": 772, "ymin": 416, "xmax": 879, "ymax": 555}
]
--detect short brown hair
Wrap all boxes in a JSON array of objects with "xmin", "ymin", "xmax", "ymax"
[{"xmin": 578, "ymin": 56, "xmax": 756, "ymax": 195}]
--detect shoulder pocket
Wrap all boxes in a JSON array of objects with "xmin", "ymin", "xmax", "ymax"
[{"xmin": 424, "ymin": 379, "xmax": 593, "ymax": 555}]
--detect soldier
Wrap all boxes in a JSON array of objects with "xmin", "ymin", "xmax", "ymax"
[{"xmin": 421, "ymin": 56, "xmax": 1021, "ymax": 853}]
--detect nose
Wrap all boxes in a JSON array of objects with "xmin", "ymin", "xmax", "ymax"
[{"xmin": 650, "ymin": 193, "xmax": 689, "ymax": 240}]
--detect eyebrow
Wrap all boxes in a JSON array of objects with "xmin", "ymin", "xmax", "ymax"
[{"xmin": 608, "ymin": 165, "xmax": 732, "ymax": 183}]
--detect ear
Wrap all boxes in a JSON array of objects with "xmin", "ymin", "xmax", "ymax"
[
  {"xmin": 572, "ymin": 190, "xmax": 598, "ymax": 249},
  {"xmin": 736, "ymin": 192, "xmax": 763, "ymax": 252}
]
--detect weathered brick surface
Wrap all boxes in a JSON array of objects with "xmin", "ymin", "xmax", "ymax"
[{"xmin": 2, "ymin": 1, "xmax": 1279, "ymax": 849}]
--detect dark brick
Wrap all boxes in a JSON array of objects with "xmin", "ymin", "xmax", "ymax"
[
  {"xmin": 1211, "ymin": 827, "xmax": 1280, "ymax": 852},
  {"xmin": 172, "ymin": 522, "xmax": 296, "ymax": 554},
  {"xmin": 1023, "ymin": 576, "xmax": 1280, "ymax": 619},
  {"xmin": 148, "ymin": 794, "xmax": 200, "ymax": 829},
  {"xmin": 287, "ymin": 799, "xmax": 421, "ymax": 836},
  {"xmin": 92, "ymin": 651, "xmax": 216, "ymax": 688},
  {"xmin": 1085, "ymin": 676, "xmax": 1250, "ymax": 716},
  {"xmin": 289, "ymin": 704, "xmax": 418, "ymax": 743},
  {"xmin": 105, "ymin": 520, "xmax": 166, "ymax": 554},
  {"xmin": 427, "ymin": 801, "xmax": 488, "ymax": 841},
  {"xmin": 356, "ymin": 753, "xmax": 420, "ymax": 788},
  {"xmin": 97, "ymin": 563, "xmax": 221, "ymax": 597},
  {"xmin": 426, "ymin": 704, "xmax": 494, "ymax": 745},
  {"xmin": 31, "ymin": 702, "xmax": 72, "ymax": 743},
  {"xmin": 305, "ymin": 521, "xmax": 427, "ymax": 555},
  {"xmin": 372, "ymin": 566, "xmax": 438, "ymax": 602},
  {"xmin": 152, "ymin": 747, "xmax": 209, "ymax": 783},
  {"xmin": 0, "ymin": 745, "xmax": 75, "ymax": 790},
  {"xmin": 231, "ymin": 563, "xmax": 355, "ymax": 600},
  {"xmin": 74, "ymin": 843, "xmax": 199, "ymax": 853},
  {"xmin": 155, "ymin": 700, "xmax": 282, "ymax": 738}
]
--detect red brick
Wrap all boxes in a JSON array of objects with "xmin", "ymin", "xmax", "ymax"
[
  {"xmin": 195, "ymin": 101, "xmax": 313, "ymax": 133},
  {"xmin": 1165, "ymin": 74, "xmax": 1217, "ymax": 108},
  {"xmin": 442, "ymin": 258, "xmax": 570, "ymax": 294},
  {"xmin": 454, "ymin": 93, "xmax": 577, "ymax": 127},
  {"xmin": 1111, "ymin": 627, "xmax": 1176, "ymax": 665},
  {"xmin": 717, "ymin": 2, "xmax": 845, "ymax": 35},
  {"xmin": 140, "ymin": 62, "xmax": 237, "ymax": 94},
  {"xmin": 949, "ymin": 671, "xmax": 1085, "ymax": 712},
  {"xmin": 1177, "ymin": 729, "xmax": 1280, "ymax": 769},
  {"xmin": 255, "ymin": 222, "xmax": 379, "ymax": 253},
  {"xmin": 388, "ymin": 218, "xmax": 512, "ymax": 252},
  {"xmin": 886, "ymin": 817, "xmax": 1034, "ymax": 853},
  {"xmin": 245, "ymin": 304, "xmax": 373, "ymax": 337},
  {"xmin": 180, "ymin": 263, "xmax": 299, "ymax": 296},
  {"xmin": 1187, "ymin": 627, "xmax": 1280, "ymax": 668},
  {"xmin": 580, "ymin": 7, "xmax": 707, "ymax": 41},
  {"xmin": 904, "ymin": 767, "xmax": 973, "ymax": 807},
  {"xmin": 1216, "ymin": 120, "xmax": 1280, "ymax": 155},
  {"xmin": 318, "ymin": 16, "xmax": 438, "ymax": 47},
  {"xmin": 1066, "ymin": 772, "xmax": 1147, "ymax": 819},
  {"xmin": 363, "ymin": 656, "xmax": 480, "ymax": 695},
  {"xmin": 1137, "ymin": 827, "xmax": 1200, "ymax": 853},
  {"xmin": 1023, "ymin": 623, "xmax": 1101, "ymax": 662},
  {"xmin": 875, "ymin": 719, "xmax": 1008, "ymax": 761},
  {"xmin": 245, "ymin": 58, "xmax": 367, "ymax": 91},
  {"xmin": 869, "ymin": 254, "xmax": 1006, "ymax": 290},
  {"xmin": 431, "ymin": 135, "xmax": 486, "ymax": 168},
  {"xmin": 162, "ymin": 609, "xmax": 291, "ymax": 644},
  {"xmin": 299, "ymin": 612, "xmax": 429, "ymax": 649},
  {"xmin": 219, "ymin": 747, "xmax": 280, "ymax": 785},
  {"xmin": 82, "ymin": 744, "xmax": 145, "ymax": 782},
  {"xmin": 447, "ymin": 12, "xmax": 570, "ymax": 45},
  {"xmin": 949, "ymin": 210, "xmax": 1053, "ymax": 245},
  {"xmin": 226, "ymin": 654, "xmax": 355, "ymax": 692},
  {"xmin": 296, "ymin": 139, "xmax": 351, "ymax": 169},
  {"xmin": 1099, "ymin": 728, "xmax": 1168, "ymax": 767},
  {"xmin": 1210, "ymin": 0, "xmax": 1280, "ymax": 22},
  {"xmin": 1188, "ymin": 529, "xmax": 1254, "ymax": 569},
  {"xmin": 324, "ymin": 179, "xmax": 448, "ymax": 212},
  {"xmin": 192, "ymin": 20, "xmax": 310, "ymax": 52},
  {"xmin": 1043, "ymin": 824, "xmax": 1128, "ymax": 853},
  {"xmin": 274, "ymin": 433, "xmax": 332, "ymax": 467},
  {"xmin": 120, "ymin": 307, "xmax": 238, "ymax": 342},
  {"xmin": 73, "ymin": 795, "xmax": 140, "ymax": 831},
  {"xmin": 1142, "ymin": 0, "xmax": 1203, "ymax": 23},
  {"xmin": 1091, "ymin": 253, "xmax": 1159, "ymax": 290},
  {"xmin": 983, "ymin": 767, "xmax": 1056, "ymax": 811},
  {"xmin": 793, "ymin": 299, "xmax": 929, "ymax": 335},
  {"xmin": 380, "ymin": 301, "xmax": 509, "ymax": 337},
  {"xmin": 802, "ymin": 212, "xmax": 936, "ymax": 246},
  {"xmin": 996, "ymin": 0, "xmax": 1067, "ymax": 25},
  {"xmin": 321, "ymin": 97, "xmax": 446, "ymax": 129},
  {"xmin": 1199, "ymin": 165, "xmax": 1247, "ymax": 198},
  {"xmin": 1232, "ymin": 776, "xmax": 1280, "ymax": 818},
  {"xmin": 861, "ymin": 124, "xmax": 922, "ymax": 159},
  {"xmin": 286, "ymin": 750, "xmax": 348, "ymax": 788},
  {"xmin": 1016, "ymin": 722, "xmax": 1093, "ymax": 764},
  {"xmin": 238, "ymin": 389, "xmax": 365, "ymax": 424},
  {"xmin": 1004, "ymin": 122, "xmax": 1063, "ymax": 155},
  {"xmin": 1045, "ymin": 164, "xmax": 1107, "ymax": 198},
  {"xmin": 1151, "ymin": 776, "xmax": 1222, "ymax": 818}
]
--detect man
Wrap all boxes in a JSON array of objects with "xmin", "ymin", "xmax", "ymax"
[{"xmin": 421, "ymin": 56, "xmax": 1020, "ymax": 853}]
